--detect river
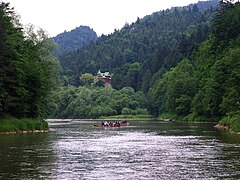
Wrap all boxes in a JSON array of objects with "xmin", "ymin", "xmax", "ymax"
[{"xmin": 0, "ymin": 119, "xmax": 240, "ymax": 179}]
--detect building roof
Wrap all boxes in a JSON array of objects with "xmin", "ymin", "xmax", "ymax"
[{"xmin": 97, "ymin": 71, "xmax": 111, "ymax": 78}]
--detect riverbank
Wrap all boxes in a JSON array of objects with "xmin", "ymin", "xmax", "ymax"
[
  {"xmin": 0, "ymin": 129, "xmax": 48, "ymax": 135},
  {"xmin": 216, "ymin": 114, "xmax": 240, "ymax": 134},
  {"xmin": 157, "ymin": 113, "xmax": 240, "ymax": 135},
  {"xmin": 0, "ymin": 115, "xmax": 48, "ymax": 134}
]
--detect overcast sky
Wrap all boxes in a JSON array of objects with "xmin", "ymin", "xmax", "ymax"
[{"xmin": 5, "ymin": 0, "xmax": 202, "ymax": 37}]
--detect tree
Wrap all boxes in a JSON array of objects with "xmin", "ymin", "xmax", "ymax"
[
  {"xmin": 212, "ymin": 0, "xmax": 239, "ymax": 48},
  {"xmin": 148, "ymin": 59, "xmax": 196, "ymax": 116},
  {"xmin": 80, "ymin": 73, "xmax": 94, "ymax": 86},
  {"xmin": 218, "ymin": 47, "xmax": 240, "ymax": 115},
  {"xmin": 0, "ymin": 2, "xmax": 59, "ymax": 118},
  {"xmin": 0, "ymin": 2, "xmax": 27, "ymax": 116},
  {"xmin": 191, "ymin": 2, "xmax": 240, "ymax": 120},
  {"xmin": 192, "ymin": 4, "xmax": 199, "ymax": 13},
  {"xmin": 141, "ymin": 69, "xmax": 152, "ymax": 94}
]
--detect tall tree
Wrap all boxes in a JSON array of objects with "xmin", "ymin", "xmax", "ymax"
[{"xmin": 0, "ymin": 2, "xmax": 59, "ymax": 118}]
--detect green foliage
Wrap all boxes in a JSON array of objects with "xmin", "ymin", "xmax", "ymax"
[
  {"xmin": 158, "ymin": 113, "xmax": 177, "ymax": 120},
  {"xmin": 148, "ymin": 59, "xmax": 196, "ymax": 117},
  {"xmin": 0, "ymin": 115, "xmax": 48, "ymax": 132},
  {"xmin": 122, "ymin": 107, "xmax": 149, "ymax": 115},
  {"xmin": 149, "ymin": 2, "xmax": 240, "ymax": 127},
  {"xmin": 218, "ymin": 46, "xmax": 240, "ymax": 115},
  {"xmin": 52, "ymin": 86, "xmax": 149, "ymax": 119},
  {"xmin": 0, "ymin": 2, "xmax": 59, "ymax": 118},
  {"xmin": 212, "ymin": 0, "xmax": 240, "ymax": 49},
  {"xmin": 57, "ymin": 2, "xmax": 216, "ymax": 91},
  {"xmin": 191, "ymin": 3, "xmax": 240, "ymax": 120},
  {"xmin": 80, "ymin": 73, "xmax": 95, "ymax": 86},
  {"xmin": 219, "ymin": 114, "xmax": 240, "ymax": 132}
]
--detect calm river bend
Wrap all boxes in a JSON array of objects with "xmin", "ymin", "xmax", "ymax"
[{"xmin": 0, "ymin": 120, "xmax": 240, "ymax": 180}]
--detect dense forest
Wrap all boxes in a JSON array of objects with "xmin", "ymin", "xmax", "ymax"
[
  {"xmin": 148, "ymin": 0, "xmax": 240, "ymax": 130},
  {"xmin": 58, "ymin": 0, "xmax": 218, "ymax": 90},
  {"xmin": 0, "ymin": 2, "xmax": 58, "ymax": 119}
]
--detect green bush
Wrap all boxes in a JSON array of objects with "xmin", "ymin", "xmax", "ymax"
[
  {"xmin": 158, "ymin": 113, "xmax": 177, "ymax": 120},
  {"xmin": 184, "ymin": 113, "xmax": 218, "ymax": 122},
  {"xmin": 0, "ymin": 123, "xmax": 17, "ymax": 132},
  {"xmin": 219, "ymin": 114, "xmax": 240, "ymax": 132}
]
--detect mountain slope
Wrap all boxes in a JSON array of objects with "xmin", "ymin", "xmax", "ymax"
[
  {"xmin": 148, "ymin": 1, "xmax": 240, "ymax": 126},
  {"xmin": 53, "ymin": 26, "xmax": 97, "ymax": 55},
  {"xmin": 59, "ymin": 1, "xmax": 218, "ymax": 91}
]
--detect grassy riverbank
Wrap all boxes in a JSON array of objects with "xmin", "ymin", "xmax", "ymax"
[{"xmin": 0, "ymin": 115, "xmax": 48, "ymax": 133}]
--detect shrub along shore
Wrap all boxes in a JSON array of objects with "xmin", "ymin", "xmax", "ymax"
[
  {"xmin": 0, "ymin": 115, "xmax": 48, "ymax": 134},
  {"xmin": 217, "ymin": 114, "xmax": 240, "ymax": 133}
]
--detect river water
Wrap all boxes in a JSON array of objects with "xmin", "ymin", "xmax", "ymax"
[{"xmin": 0, "ymin": 120, "xmax": 240, "ymax": 180}]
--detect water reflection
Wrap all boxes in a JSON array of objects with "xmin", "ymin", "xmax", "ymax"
[
  {"xmin": 0, "ymin": 120, "xmax": 240, "ymax": 179},
  {"xmin": 0, "ymin": 133, "xmax": 56, "ymax": 179}
]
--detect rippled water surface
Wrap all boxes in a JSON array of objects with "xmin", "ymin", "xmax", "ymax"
[{"xmin": 0, "ymin": 120, "xmax": 240, "ymax": 179}]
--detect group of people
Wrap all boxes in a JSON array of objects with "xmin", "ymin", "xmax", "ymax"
[{"xmin": 101, "ymin": 120, "xmax": 127, "ymax": 127}]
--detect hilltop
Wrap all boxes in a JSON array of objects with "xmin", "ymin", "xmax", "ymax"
[{"xmin": 52, "ymin": 25, "xmax": 97, "ymax": 56}]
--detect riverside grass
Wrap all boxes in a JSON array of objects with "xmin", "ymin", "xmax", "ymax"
[{"xmin": 0, "ymin": 116, "xmax": 48, "ymax": 132}]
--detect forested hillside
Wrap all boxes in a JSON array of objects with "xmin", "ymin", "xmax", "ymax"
[
  {"xmin": 53, "ymin": 26, "xmax": 97, "ymax": 56},
  {"xmin": 0, "ymin": 2, "xmax": 58, "ymax": 118},
  {"xmin": 58, "ymin": 1, "xmax": 218, "ymax": 91},
  {"xmin": 149, "ymin": 0, "xmax": 240, "ymax": 131}
]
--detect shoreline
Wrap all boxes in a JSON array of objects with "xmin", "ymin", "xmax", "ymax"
[
  {"xmin": 0, "ymin": 129, "xmax": 48, "ymax": 135},
  {"xmin": 214, "ymin": 124, "xmax": 240, "ymax": 135},
  {"xmin": 214, "ymin": 124, "xmax": 229, "ymax": 130},
  {"xmin": 0, "ymin": 116, "xmax": 49, "ymax": 135}
]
